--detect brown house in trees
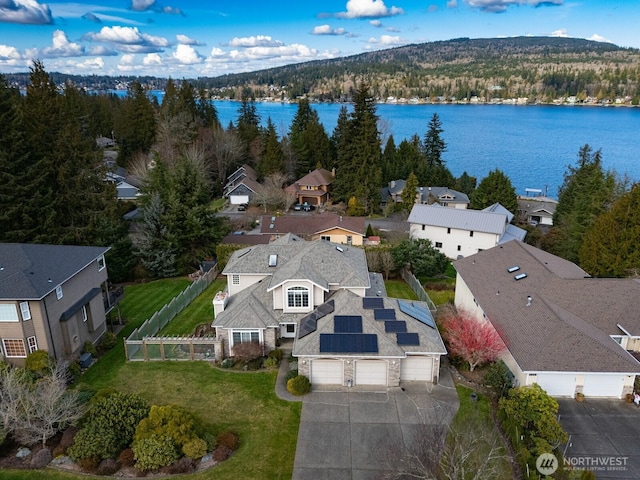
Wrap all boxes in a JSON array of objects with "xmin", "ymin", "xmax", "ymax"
[
  {"xmin": 260, "ymin": 212, "xmax": 365, "ymax": 245},
  {"xmin": 285, "ymin": 168, "xmax": 334, "ymax": 206}
]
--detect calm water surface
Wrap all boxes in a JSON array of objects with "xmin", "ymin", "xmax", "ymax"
[{"xmin": 214, "ymin": 101, "xmax": 640, "ymax": 198}]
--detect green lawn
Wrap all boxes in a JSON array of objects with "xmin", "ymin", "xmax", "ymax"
[
  {"xmin": 451, "ymin": 385, "xmax": 513, "ymax": 478},
  {"xmin": 384, "ymin": 279, "xmax": 419, "ymax": 300},
  {"xmin": 3, "ymin": 277, "xmax": 301, "ymax": 480},
  {"xmin": 157, "ymin": 278, "xmax": 227, "ymax": 336}
]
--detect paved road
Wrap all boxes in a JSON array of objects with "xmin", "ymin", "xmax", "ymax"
[
  {"xmin": 558, "ymin": 398, "xmax": 640, "ymax": 479},
  {"xmin": 292, "ymin": 372, "xmax": 459, "ymax": 480}
]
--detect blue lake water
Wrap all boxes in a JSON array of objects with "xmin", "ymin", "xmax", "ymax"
[
  {"xmin": 213, "ymin": 101, "xmax": 640, "ymax": 199},
  {"xmin": 121, "ymin": 90, "xmax": 639, "ymax": 198}
]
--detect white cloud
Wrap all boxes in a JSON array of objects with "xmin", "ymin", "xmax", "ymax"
[
  {"xmin": 228, "ymin": 35, "xmax": 283, "ymax": 48},
  {"xmin": 90, "ymin": 45, "xmax": 117, "ymax": 56},
  {"xmin": 550, "ymin": 28, "xmax": 569, "ymax": 38},
  {"xmin": 172, "ymin": 44, "xmax": 203, "ymax": 64},
  {"xmin": 312, "ymin": 24, "xmax": 347, "ymax": 35},
  {"xmin": 588, "ymin": 34, "xmax": 611, "ymax": 44},
  {"xmin": 0, "ymin": 0, "xmax": 53, "ymax": 25},
  {"xmin": 86, "ymin": 26, "xmax": 169, "ymax": 53},
  {"xmin": 370, "ymin": 20, "xmax": 382, "ymax": 27},
  {"xmin": 465, "ymin": 0, "xmax": 563, "ymax": 13},
  {"xmin": 447, "ymin": 0, "xmax": 458, "ymax": 7},
  {"xmin": 40, "ymin": 30, "xmax": 85, "ymax": 58},
  {"xmin": 335, "ymin": 0, "xmax": 404, "ymax": 19},
  {"xmin": 368, "ymin": 34, "xmax": 403, "ymax": 45},
  {"xmin": 0, "ymin": 44, "xmax": 22, "ymax": 60},
  {"xmin": 143, "ymin": 53, "xmax": 162, "ymax": 65},
  {"xmin": 176, "ymin": 34, "xmax": 203, "ymax": 46},
  {"xmin": 73, "ymin": 57, "xmax": 104, "ymax": 70},
  {"xmin": 130, "ymin": 0, "xmax": 155, "ymax": 11}
]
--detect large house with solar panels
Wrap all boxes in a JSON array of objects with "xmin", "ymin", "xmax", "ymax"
[{"xmin": 212, "ymin": 234, "xmax": 446, "ymax": 387}]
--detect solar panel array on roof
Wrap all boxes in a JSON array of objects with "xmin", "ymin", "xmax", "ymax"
[
  {"xmin": 397, "ymin": 299, "xmax": 436, "ymax": 329},
  {"xmin": 385, "ymin": 321, "xmax": 407, "ymax": 333},
  {"xmin": 319, "ymin": 333, "xmax": 378, "ymax": 353},
  {"xmin": 334, "ymin": 315, "xmax": 363, "ymax": 333},
  {"xmin": 363, "ymin": 297, "xmax": 384, "ymax": 309},
  {"xmin": 396, "ymin": 332, "xmax": 420, "ymax": 346},
  {"xmin": 297, "ymin": 300, "xmax": 335, "ymax": 339},
  {"xmin": 374, "ymin": 309, "xmax": 396, "ymax": 320}
]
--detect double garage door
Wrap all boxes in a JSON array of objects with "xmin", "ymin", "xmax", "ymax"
[
  {"xmin": 310, "ymin": 359, "xmax": 389, "ymax": 386},
  {"xmin": 535, "ymin": 373, "xmax": 625, "ymax": 398}
]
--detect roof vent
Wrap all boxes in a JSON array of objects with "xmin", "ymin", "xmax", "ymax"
[
  {"xmin": 507, "ymin": 266, "xmax": 520, "ymax": 273},
  {"xmin": 268, "ymin": 254, "xmax": 277, "ymax": 267},
  {"xmin": 514, "ymin": 273, "xmax": 528, "ymax": 281},
  {"xmin": 336, "ymin": 246, "xmax": 344, "ymax": 253},
  {"xmin": 526, "ymin": 295, "xmax": 532, "ymax": 307}
]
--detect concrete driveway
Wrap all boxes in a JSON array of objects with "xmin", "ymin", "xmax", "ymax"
[
  {"xmin": 558, "ymin": 398, "xmax": 640, "ymax": 479},
  {"xmin": 292, "ymin": 373, "xmax": 459, "ymax": 480}
]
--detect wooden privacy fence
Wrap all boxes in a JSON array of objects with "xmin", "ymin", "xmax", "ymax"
[
  {"xmin": 124, "ymin": 266, "xmax": 219, "ymax": 361},
  {"xmin": 400, "ymin": 268, "xmax": 437, "ymax": 312}
]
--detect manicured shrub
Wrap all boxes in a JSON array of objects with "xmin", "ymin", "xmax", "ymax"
[
  {"xmin": 182, "ymin": 437, "xmax": 207, "ymax": 459},
  {"xmin": 134, "ymin": 404, "xmax": 198, "ymax": 451},
  {"xmin": 133, "ymin": 435, "xmax": 180, "ymax": 471},
  {"xmin": 212, "ymin": 445, "xmax": 232, "ymax": 462},
  {"xmin": 99, "ymin": 331, "xmax": 118, "ymax": 351},
  {"xmin": 284, "ymin": 368, "xmax": 298, "ymax": 383},
  {"xmin": 216, "ymin": 431, "xmax": 239, "ymax": 451},
  {"xmin": 264, "ymin": 357, "xmax": 279, "ymax": 369},
  {"xmin": 68, "ymin": 391, "xmax": 149, "ymax": 461},
  {"xmin": 232, "ymin": 341, "xmax": 263, "ymax": 362},
  {"xmin": 30, "ymin": 448, "xmax": 52, "ymax": 468},
  {"xmin": 67, "ymin": 360, "xmax": 82, "ymax": 383},
  {"xmin": 287, "ymin": 375, "xmax": 311, "ymax": 396},
  {"xmin": 83, "ymin": 340, "xmax": 98, "ymax": 357},
  {"xmin": 268, "ymin": 348, "xmax": 283, "ymax": 361},
  {"xmin": 25, "ymin": 350, "xmax": 54, "ymax": 378},
  {"xmin": 96, "ymin": 458, "xmax": 120, "ymax": 476},
  {"xmin": 484, "ymin": 361, "xmax": 512, "ymax": 398},
  {"xmin": 117, "ymin": 448, "xmax": 135, "ymax": 467},
  {"xmin": 220, "ymin": 358, "xmax": 234, "ymax": 368}
]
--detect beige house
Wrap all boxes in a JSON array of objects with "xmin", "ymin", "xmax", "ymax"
[
  {"xmin": 454, "ymin": 240, "xmax": 640, "ymax": 399},
  {"xmin": 285, "ymin": 168, "xmax": 334, "ymax": 206},
  {"xmin": 260, "ymin": 212, "xmax": 365, "ymax": 245},
  {"xmin": 0, "ymin": 243, "xmax": 118, "ymax": 366},
  {"xmin": 408, "ymin": 203, "xmax": 526, "ymax": 259},
  {"xmin": 212, "ymin": 235, "xmax": 446, "ymax": 387}
]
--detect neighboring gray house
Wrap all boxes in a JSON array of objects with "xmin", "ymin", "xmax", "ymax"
[
  {"xmin": 212, "ymin": 235, "xmax": 446, "ymax": 386},
  {"xmin": 408, "ymin": 202, "xmax": 526, "ymax": 259},
  {"xmin": 517, "ymin": 196, "xmax": 558, "ymax": 227},
  {"xmin": 224, "ymin": 164, "xmax": 262, "ymax": 204},
  {"xmin": 381, "ymin": 180, "xmax": 469, "ymax": 209},
  {"xmin": 0, "ymin": 243, "xmax": 119, "ymax": 366},
  {"xmin": 454, "ymin": 240, "xmax": 640, "ymax": 399},
  {"xmin": 105, "ymin": 162, "xmax": 142, "ymax": 201}
]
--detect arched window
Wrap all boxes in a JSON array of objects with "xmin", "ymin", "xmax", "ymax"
[{"xmin": 287, "ymin": 286, "xmax": 309, "ymax": 308}]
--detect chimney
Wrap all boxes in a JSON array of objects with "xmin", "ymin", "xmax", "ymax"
[
  {"xmin": 213, "ymin": 291, "xmax": 228, "ymax": 318},
  {"xmin": 339, "ymin": 215, "xmax": 342, "ymax": 222},
  {"xmin": 331, "ymin": 167, "xmax": 336, "ymax": 178}
]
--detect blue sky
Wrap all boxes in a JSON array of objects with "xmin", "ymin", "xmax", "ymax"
[{"xmin": 0, "ymin": 0, "xmax": 637, "ymax": 78}]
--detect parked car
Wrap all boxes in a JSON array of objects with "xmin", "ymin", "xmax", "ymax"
[
  {"xmin": 237, "ymin": 203, "xmax": 248, "ymax": 211},
  {"xmin": 293, "ymin": 203, "xmax": 302, "ymax": 211},
  {"xmin": 302, "ymin": 203, "xmax": 315, "ymax": 212}
]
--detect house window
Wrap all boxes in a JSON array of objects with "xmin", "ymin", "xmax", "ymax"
[
  {"xmin": 232, "ymin": 331, "xmax": 260, "ymax": 345},
  {"xmin": 441, "ymin": 202, "xmax": 448, "ymax": 207},
  {"xmin": 435, "ymin": 242, "xmax": 443, "ymax": 248},
  {"xmin": 421, "ymin": 225, "xmax": 425, "ymax": 231},
  {"xmin": 27, "ymin": 336, "xmax": 38, "ymax": 354},
  {"xmin": 447, "ymin": 228, "xmax": 451, "ymax": 234},
  {"xmin": 82, "ymin": 305, "xmax": 88, "ymax": 322},
  {"xmin": 97, "ymin": 255, "xmax": 106, "ymax": 271},
  {"xmin": 56, "ymin": 285, "xmax": 63, "ymax": 300},
  {"xmin": 321, "ymin": 236, "xmax": 331, "ymax": 241},
  {"xmin": 19, "ymin": 302, "xmax": 31, "ymax": 321},
  {"xmin": 469, "ymin": 231, "xmax": 474, "ymax": 237},
  {"xmin": 287, "ymin": 286, "xmax": 309, "ymax": 308},
  {"xmin": 2, "ymin": 339, "xmax": 26, "ymax": 358},
  {"xmin": 0, "ymin": 304, "xmax": 19, "ymax": 322},
  {"xmin": 232, "ymin": 274, "xmax": 240, "ymax": 285}
]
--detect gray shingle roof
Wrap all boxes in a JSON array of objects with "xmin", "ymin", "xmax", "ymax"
[
  {"xmin": 408, "ymin": 203, "xmax": 508, "ymax": 234},
  {"xmin": 418, "ymin": 186, "xmax": 469, "ymax": 205},
  {"xmin": 293, "ymin": 289, "xmax": 447, "ymax": 357},
  {"xmin": 224, "ymin": 236, "xmax": 370, "ymax": 290},
  {"xmin": 0, "ymin": 243, "xmax": 110, "ymax": 300},
  {"xmin": 453, "ymin": 240, "xmax": 640, "ymax": 374}
]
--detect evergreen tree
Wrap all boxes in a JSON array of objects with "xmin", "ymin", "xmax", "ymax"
[
  {"xmin": 195, "ymin": 87, "xmax": 220, "ymax": 129},
  {"xmin": 396, "ymin": 136, "xmax": 422, "ymax": 182},
  {"xmin": 579, "ymin": 184, "xmax": 640, "ymax": 277},
  {"xmin": 115, "ymin": 81, "xmax": 156, "ymax": 165},
  {"xmin": 381, "ymin": 135, "xmax": 398, "ymax": 182},
  {"xmin": 236, "ymin": 96, "xmax": 261, "ymax": 163},
  {"xmin": 288, "ymin": 99, "xmax": 331, "ymax": 178},
  {"xmin": 470, "ymin": 169, "xmax": 518, "ymax": 213},
  {"xmin": 455, "ymin": 171, "xmax": 477, "ymax": 196},
  {"xmin": 422, "ymin": 113, "xmax": 446, "ymax": 167},
  {"xmin": 259, "ymin": 118, "xmax": 285, "ymax": 176},
  {"xmin": 401, "ymin": 172, "xmax": 419, "ymax": 211},
  {"xmin": 549, "ymin": 144, "xmax": 615, "ymax": 263}
]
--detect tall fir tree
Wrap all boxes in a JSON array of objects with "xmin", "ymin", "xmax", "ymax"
[
  {"xmin": 470, "ymin": 169, "xmax": 518, "ymax": 213},
  {"xmin": 422, "ymin": 113, "xmax": 446, "ymax": 167},
  {"xmin": 401, "ymin": 172, "xmax": 419, "ymax": 211},
  {"xmin": 259, "ymin": 118, "xmax": 285, "ymax": 177},
  {"xmin": 288, "ymin": 98, "xmax": 331, "ymax": 178},
  {"xmin": 381, "ymin": 135, "xmax": 398, "ymax": 182},
  {"xmin": 236, "ymin": 96, "xmax": 261, "ymax": 163},
  {"xmin": 115, "ymin": 81, "xmax": 156, "ymax": 166}
]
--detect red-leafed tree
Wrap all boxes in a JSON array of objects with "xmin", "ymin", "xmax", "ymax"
[{"xmin": 443, "ymin": 310, "xmax": 505, "ymax": 372}]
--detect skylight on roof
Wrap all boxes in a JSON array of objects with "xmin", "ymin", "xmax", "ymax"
[
  {"xmin": 507, "ymin": 266, "xmax": 520, "ymax": 273},
  {"xmin": 514, "ymin": 273, "xmax": 527, "ymax": 280},
  {"xmin": 268, "ymin": 254, "xmax": 277, "ymax": 267}
]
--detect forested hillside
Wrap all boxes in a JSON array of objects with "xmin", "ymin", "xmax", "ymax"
[{"xmin": 200, "ymin": 37, "xmax": 640, "ymax": 104}]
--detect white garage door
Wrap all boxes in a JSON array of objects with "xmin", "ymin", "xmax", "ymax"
[
  {"xmin": 310, "ymin": 359, "xmax": 343, "ymax": 385},
  {"xmin": 582, "ymin": 374, "xmax": 624, "ymax": 398},
  {"xmin": 400, "ymin": 356, "xmax": 433, "ymax": 382},
  {"xmin": 355, "ymin": 360, "xmax": 388, "ymax": 386},
  {"xmin": 229, "ymin": 195, "xmax": 249, "ymax": 205},
  {"xmin": 534, "ymin": 373, "xmax": 576, "ymax": 397}
]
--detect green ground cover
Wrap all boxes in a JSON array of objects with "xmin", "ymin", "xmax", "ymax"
[{"xmin": 384, "ymin": 279, "xmax": 418, "ymax": 300}]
